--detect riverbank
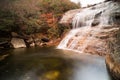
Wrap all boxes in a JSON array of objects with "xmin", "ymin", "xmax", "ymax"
[{"xmin": 105, "ymin": 54, "xmax": 120, "ymax": 80}]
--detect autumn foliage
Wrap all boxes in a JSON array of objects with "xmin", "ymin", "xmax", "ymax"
[{"xmin": 0, "ymin": 0, "xmax": 79, "ymax": 39}]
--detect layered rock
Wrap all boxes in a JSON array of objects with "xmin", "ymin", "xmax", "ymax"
[
  {"xmin": 58, "ymin": 1, "xmax": 120, "ymax": 79},
  {"xmin": 105, "ymin": 54, "xmax": 120, "ymax": 80},
  {"xmin": 58, "ymin": 1, "xmax": 120, "ymax": 55},
  {"xmin": 59, "ymin": 9, "xmax": 81, "ymax": 24}
]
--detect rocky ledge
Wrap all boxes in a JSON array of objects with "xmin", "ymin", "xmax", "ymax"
[
  {"xmin": 59, "ymin": 0, "xmax": 120, "ymax": 80},
  {"xmin": 105, "ymin": 54, "xmax": 120, "ymax": 80}
]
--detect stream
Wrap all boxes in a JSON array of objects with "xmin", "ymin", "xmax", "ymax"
[{"xmin": 0, "ymin": 47, "xmax": 111, "ymax": 80}]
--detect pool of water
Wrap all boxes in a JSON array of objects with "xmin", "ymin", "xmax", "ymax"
[{"xmin": 0, "ymin": 47, "xmax": 111, "ymax": 80}]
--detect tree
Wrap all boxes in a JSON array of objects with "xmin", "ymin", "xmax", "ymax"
[{"xmin": 0, "ymin": 0, "xmax": 79, "ymax": 38}]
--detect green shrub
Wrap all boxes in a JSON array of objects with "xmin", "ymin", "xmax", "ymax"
[{"xmin": 0, "ymin": 0, "xmax": 79, "ymax": 38}]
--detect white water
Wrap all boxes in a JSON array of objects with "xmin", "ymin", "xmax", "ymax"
[
  {"xmin": 58, "ymin": 26, "xmax": 92, "ymax": 53},
  {"xmin": 72, "ymin": 1, "xmax": 120, "ymax": 28},
  {"xmin": 70, "ymin": 0, "xmax": 105, "ymax": 7},
  {"xmin": 57, "ymin": 1, "xmax": 120, "ymax": 53}
]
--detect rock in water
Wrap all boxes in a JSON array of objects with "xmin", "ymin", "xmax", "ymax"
[
  {"xmin": 41, "ymin": 38, "xmax": 50, "ymax": 42},
  {"xmin": 11, "ymin": 38, "xmax": 26, "ymax": 48}
]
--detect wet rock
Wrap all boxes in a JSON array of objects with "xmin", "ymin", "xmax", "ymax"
[
  {"xmin": 112, "ymin": 13, "xmax": 120, "ymax": 25},
  {"xmin": 59, "ymin": 9, "xmax": 81, "ymax": 24},
  {"xmin": 40, "ymin": 43, "xmax": 47, "ymax": 47},
  {"xmin": 41, "ymin": 38, "xmax": 49, "ymax": 42},
  {"xmin": 91, "ymin": 12, "xmax": 101, "ymax": 27},
  {"xmin": 30, "ymin": 42, "xmax": 35, "ymax": 47},
  {"xmin": 26, "ymin": 38, "xmax": 34, "ymax": 43},
  {"xmin": 33, "ymin": 38, "xmax": 42, "ymax": 46},
  {"xmin": 58, "ymin": 1, "xmax": 120, "ymax": 79},
  {"xmin": 91, "ymin": 19, "xmax": 100, "ymax": 27},
  {"xmin": 94, "ymin": 11, "xmax": 102, "ymax": 19},
  {"xmin": 105, "ymin": 54, "xmax": 120, "ymax": 80},
  {"xmin": 11, "ymin": 38, "xmax": 26, "ymax": 48},
  {"xmin": 26, "ymin": 37, "xmax": 35, "ymax": 47},
  {"xmin": 84, "ymin": 39, "xmax": 107, "ymax": 56}
]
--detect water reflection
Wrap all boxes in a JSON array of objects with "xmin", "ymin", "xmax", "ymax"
[{"xmin": 0, "ymin": 47, "xmax": 111, "ymax": 80}]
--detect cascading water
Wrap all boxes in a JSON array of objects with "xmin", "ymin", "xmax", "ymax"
[{"xmin": 57, "ymin": 1, "xmax": 120, "ymax": 53}]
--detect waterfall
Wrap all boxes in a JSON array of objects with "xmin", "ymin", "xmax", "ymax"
[{"xmin": 57, "ymin": 1, "xmax": 120, "ymax": 53}]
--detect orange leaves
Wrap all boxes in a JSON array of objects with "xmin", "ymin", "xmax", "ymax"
[
  {"xmin": 41, "ymin": 13, "xmax": 53, "ymax": 18},
  {"xmin": 40, "ymin": 13, "xmax": 57, "ymax": 27}
]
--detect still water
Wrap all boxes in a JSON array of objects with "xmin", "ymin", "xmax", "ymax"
[{"xmin": 0, "ymin": 47, "xmax": 111, "ymax": 80}]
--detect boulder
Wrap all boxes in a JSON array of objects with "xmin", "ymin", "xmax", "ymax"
[
  {"xmin": 11, "ymin": 38, "xmax": 26, "ymax": 48},
  {"xmin": 41, "ymin": 38, "xmax": 50, "ymax": 42}
]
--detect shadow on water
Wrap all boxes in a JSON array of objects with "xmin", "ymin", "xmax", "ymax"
[{"xmin": 0, "ymin": 47, "xmax": 111, "ymax": 80}]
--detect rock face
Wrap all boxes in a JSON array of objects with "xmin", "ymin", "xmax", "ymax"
[
  {"xmin": 58, "ymin": 1, "xmax": 120, "ymax": 79},
  {"xmin": 11, "ymin": 38, "xmax": 26, "ymax": 48},
  {"xmin": 105, "ymin": 54, "xmax": 120, "ymax": 80},
  {"xmin": 59, "ymin": 9, "xmax": 81, "ymax": 24},
  {"xmin": 58, "ymin": 1, "xmax": 120, "ymax": 56}
]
